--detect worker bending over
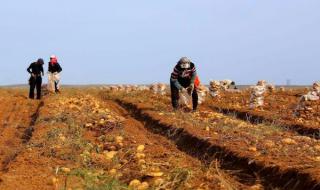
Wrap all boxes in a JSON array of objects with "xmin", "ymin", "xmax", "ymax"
[{"xmin": 170, "ymin": 57, "xmax": 198, "ymax": 111}]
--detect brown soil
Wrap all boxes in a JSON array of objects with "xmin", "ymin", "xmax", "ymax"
[
  {"xmin": 105, "ymin": 90, "xmax": 320, "ymax": 190},
  {"xmin": 0, "ymin": 89, "xmax": 42, "ymax": 173},
  {"xmin": 205, "ymin": 90, "xmax": 320, "ymax": 138},
  {"xmin": 0, "ymin": 88, "xmax": 258, "ymax": 190},
  {"xmin": 100, "ymin": 99, "xmax": 247, "ymax": 189},
  {"xmin": 0, "ymin": 90, "xmax": 64, "ymax": 190}
]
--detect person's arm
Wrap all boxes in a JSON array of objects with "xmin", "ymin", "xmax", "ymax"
[
  {"xmin": 27, "ymin": 63, "xmax": 32, "ymax": 74},
  {"xmin": 41, "ymin": 65, "xmax": 44, "ymax": 76},
  {"xmin": 170, "ymin": 65, "xmax": 183, "ymax": 90},
  {"xmin": 190, "ymin": 64, "xmax": 197, "ymax": 84},
  {"xmin": 57, "ymin": 63, "xmax": 62, "ymax": 73},
  {"xmin": 171, "ymin": 78, "xmax": 183, "ymax": 90},
  {"xmin": 190, "ymin": 71, "xmax": 197, "ymax": 84}
]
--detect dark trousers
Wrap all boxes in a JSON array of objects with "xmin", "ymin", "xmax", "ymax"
[
  {"xmin": 170, "ymin": 79, "xmax": 198, "ymax": 111},
  {"xmin": 29, "ymin": 76, "xmax": 42, "ymax": 99},
  {"xmin": 55, "ymin": 81, "xmax": 59, "ymax": 92}
]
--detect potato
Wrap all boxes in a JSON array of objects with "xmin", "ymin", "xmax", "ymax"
[
  {"xmin": 61, "ymin": 167, "xmax": 71, "ymax": 173},
  {"xmin": 49, "ymin": 177, "xmax": 58, "ymax": 185},
  {"xmin": 129, "ymin": 179, "xmax": 141, "ymax": 187},
  {"xmin": 146, "ymin": 172, "xmax": 164, "ymax": 177},
  {"xmin": 109, "ymin": 169, "xmax": 117, "ymax": 176},
  {"xmin": 137, "ymin": 182, "xmax": 149, "ymax": 190},
  {"xmin": 282, "ymin": 138, "xmax": 296, "ymax": 145},
  {"xmin": 104, "ymin": 151, "xmax": 118, "ymax": 160},
  {"xmin": 115, "ymin": 136, "xmax": 124, "ymax": 143},
  {"xmin": 135, "ymin": 153, "xmax": 146, "ymax": 159},
  {"xmin": 137, "ymin": 145, "xmax": 145, "ymax": 152}
]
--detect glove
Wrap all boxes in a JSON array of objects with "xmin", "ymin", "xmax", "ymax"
[{"xmin": 187, "ymin": 84, "xmax": 195, "ymax": 95}]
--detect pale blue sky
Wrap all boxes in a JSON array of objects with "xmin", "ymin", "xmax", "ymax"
[{"xmin": 0, "ymin": 0, "xmax": 319, "ymax": 85}]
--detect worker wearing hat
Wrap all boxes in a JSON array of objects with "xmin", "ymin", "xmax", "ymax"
[{"xmin": 170, "ymin": 57, "xmax": 198, "ymax": 111}]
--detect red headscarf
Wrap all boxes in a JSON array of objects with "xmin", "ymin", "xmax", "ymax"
[{"xmin": 50, "ymin": 57, "xmax": 58, "ymax": 65}]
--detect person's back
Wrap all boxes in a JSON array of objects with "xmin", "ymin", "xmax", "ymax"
[
  {"xmin": 27, "ymin": 62, "xmax": 43, "ymax": 76},
  {"xmin": 27, "ymin": 59, "xmax": 44, "ymax": 99}
]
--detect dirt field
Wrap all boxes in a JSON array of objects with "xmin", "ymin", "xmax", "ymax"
[
  {"xmin": 205, "ymin": 89, "xmax": 320, "ymax": 138},
  {"xmin": 0, "ymin": 87, "xmax": 319, "ymax": 190}
]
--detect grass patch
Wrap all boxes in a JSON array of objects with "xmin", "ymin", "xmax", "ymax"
[{"xmin": 63, "ymin": 168, "xmax": 128, "ymax": 190}]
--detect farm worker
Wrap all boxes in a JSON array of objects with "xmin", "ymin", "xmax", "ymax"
[
  {"xmin": 170, "ymin": 57, "xmax": 198, "ymax": 111},
  {"xmin": 47, "ymin": 55, "xmax": 62, "ymax": 93},
  {"xmin": 27, "ymin": 58, "xmax": 44, "ymax": 99}
]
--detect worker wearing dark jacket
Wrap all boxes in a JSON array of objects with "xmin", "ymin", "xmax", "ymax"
[
  {"xmin": 27, "ymin": 58, "xmax": 44, "ymax": 99},
  {"xmin": 170, "ymin": 57, "xmax": 198, "ymax": 111},
  {"xmin": 48, "ymin": 60, "xmax": 62, "ymax": 73},
  {"xmin": 48, "ymin": 55, "xmax": 62, "ymax": 93}
]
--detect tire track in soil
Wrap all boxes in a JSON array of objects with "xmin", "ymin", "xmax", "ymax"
[
  {"xmin": 114, "ymin": 99, "xmax": 320, "ymax": 190},
  {"xmin": 206, "ymin": 105, "xmax": 320, "ymax": 139},
  {"xmin": 0, "ymin": 99, "xmax": 44, "ymax": 173},
  {"xmin": 104, "ymin": 99, "xmax": 262, "ymax": 189}
]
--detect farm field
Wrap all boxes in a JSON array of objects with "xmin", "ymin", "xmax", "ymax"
[
  {"xmin": 205, "ymin": 89, "xmax": 320, "ymax": 138},
  {"xmin": 0, "ymin": 87, "xmax": 319, "ymax": 190}
]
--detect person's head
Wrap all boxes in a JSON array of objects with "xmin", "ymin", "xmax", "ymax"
[
  {"xmin": 37, "ymin": 58, "xmax": 44, "ymax": 65},
  {"xmin": 178, "ymin": 57, "xmax": 191, "ymax": 69},
  {"xmin": 50, "ymin": 55, "xmax": 58, "ymax": 64}
]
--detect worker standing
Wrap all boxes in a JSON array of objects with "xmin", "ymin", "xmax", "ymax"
[
  {"xmin": 48, "ymin": 55, "xmax": 62, "ymax": 93},
  {"xmin": 27, "ymin": 58, "xmax": 44, "ymax": 99},
  {"xmin": 170, "ymin": 57, "xmax": 198, "ymax": 111}
]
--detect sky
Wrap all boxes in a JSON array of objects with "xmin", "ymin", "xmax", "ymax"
[{"xmin": 0, "ymin": 0, "xmax": 319, "ymax": 85}]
